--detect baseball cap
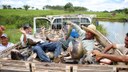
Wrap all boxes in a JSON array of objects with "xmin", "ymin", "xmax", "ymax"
[{"xmin": 1, "ymin": 34, "xmax": 7, "ymax": 38}]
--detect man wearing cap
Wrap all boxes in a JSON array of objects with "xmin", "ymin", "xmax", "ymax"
[
  {"xmin": 0, "ymin": 34, "xmax": 14, "ymax": 52},
  {"xmin": 67, "ymin": 21, "xmax": 96, "ymax": 64}
]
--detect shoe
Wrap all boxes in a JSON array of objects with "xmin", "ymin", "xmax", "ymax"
[
  {"xmin": 53, "ymin": 56, "xmax": 61, "ymax": 63},
  {"xmin": 53, "ymin": 57, "xmax": 60, "ymax": 63},
  {"xmin": 11, "ymin": 51, "xmax": 25, "ymax": 60}
]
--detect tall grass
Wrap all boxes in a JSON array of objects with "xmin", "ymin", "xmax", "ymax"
[{"xmin": 5, "ymin": 29, "xmax": 21, "ymax": 43}]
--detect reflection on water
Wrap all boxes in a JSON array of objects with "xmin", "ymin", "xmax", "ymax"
[{"xmin": 99, "ymin": 21, "xmax": 128, "ymax": 44}]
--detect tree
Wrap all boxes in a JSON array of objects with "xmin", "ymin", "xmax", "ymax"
[
  {"xmin": 17, "ymin": 7, "xmax": 22, "ymax": 9},
  {"xmin": 42, "ymin": 7, "xmax": 45, "ymax": 10},
  {"xmin": 44, "ymin": 5, "xmax": 64, "ymax": 10},
  {"xmin": 36, "ymin": 8, "xmax": 39, "ymax": 10},
  {"xmin": 2, "ymin": 5, "xmax": 7, "ymax": 9},
  {"xmin": 111, "ymin": 8, "xmax": 128, "ymax": 14},
  {"xmin": 7, "ymin": 5, "xmax": 11, "ymax": 9},
  {"xmin": 13, "ymin": 7, "xmax": 16, "ymax": 9},
  {"xmin": 67, "ymin": 7, "xmax": 74, "ymax": 12},
  {"xmin": 64, "ymin": 2, "xmax": 74, "ymax": 12},
  {"xmin": 32, "ymin": 7, "xmax": 34, "ymax": 10},
  {"xmin": 74, "ymin": 6, "xmax": 88, "ymax": 11},
  {"xmin": 23, "ymin": 5, "xmax": 30, "ymax": 11},
  {"xmin": 44, "ymin": 5, "xmax": 52, "ymax": 10},
  {"xmin": 124, "ymin": 8, "xmax": 128, "ymax": 14},
  {"xmin": 103, "ymin": 10, "xmax": 109, "ymax": 13},
  {"xmin": 2, "ymin": 5, "xmax": 12, "ymax": 9}
]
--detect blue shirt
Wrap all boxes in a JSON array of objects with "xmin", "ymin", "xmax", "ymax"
[{"xmin": 70, "ymin": 28, "xmax": 79, "ymax": 38}]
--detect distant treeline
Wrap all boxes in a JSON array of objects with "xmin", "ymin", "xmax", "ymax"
[
  {"xmin": 44, "ymin": 5, "xmax": 88, "ymax": 11},
  {"xmin": 2, "ymin": 2, "xmax": 88, "ymax": 12},
  {"xmin": 111, "ymin": 8, "xmax": 128, "ymax": 14},
  {"xmin": 2, "ymin": 2, "xmax": 128, "ymax": 14}
]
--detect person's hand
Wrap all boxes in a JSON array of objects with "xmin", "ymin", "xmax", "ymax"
[
  {"xmin": 81, "ymin": 25, "xmax": 86, "ymax": 29},
  {"xmin": 46, "ymin": 36, "xmax": 50, "ymax": 41},
  {"xmin": 0, "ymin": 26, "xmax": 5, "ymax": 35},
  {"xmin": 19, "ymin": 28, "xmax": 26, "ymax": 34},
  {"xmin": 92, "ymin": 50, "xmax": 102, "ymax": 56},
  {"xmin": 0, "ymin": 25, "xmax": 5, "ymax": 31},
  {"xmin": 66, "ymin": 21, "xmax": 73, "ymax": 26},
  {"xmin": 92, "ymin": 50, "xmax": 103, "ymax": 61},
  {"xmin": 0, "ymin": 27, "xmax": 3, "ymax": 34}
]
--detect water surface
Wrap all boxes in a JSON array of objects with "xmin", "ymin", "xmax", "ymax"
[{"xmin": 99, "ymin": 21, "xmax": 128, "ymax": 44}]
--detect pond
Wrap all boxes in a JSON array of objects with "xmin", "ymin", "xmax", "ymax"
[{"xmin": 99, "ymin": 21, "xmax": 128, "ymax": 44}]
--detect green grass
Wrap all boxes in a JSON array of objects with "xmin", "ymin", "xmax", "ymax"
[
  {"xmin": 0, "ymin": 9, "xmax": 86, "ymax": 16},
  {"xmin": 5, "ymin": 29, "xmax": 21, "ymax": 43},
  {"xmin": 0, "ymin": 9, "xmax": 127, "ymax": 20}
]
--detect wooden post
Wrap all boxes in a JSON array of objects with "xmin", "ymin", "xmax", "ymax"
[
  {"xmin": 73, "ymin": 66, "xmax": 77, "ymax": 72},
  {"xmin": 31, "ymin": 63, "xmax": 36, "ymax": 72},
  {"xmin": 66, "ymin": 65, "xmax": 77, "ymax": 72},
  {"xmin": 113, "ymin": 67, "xmax": 117, "ymax": 72},
  {"xmin": 25, "ymin": 62, "xmax": 30, "ymax": 69},
  {"xmin": 66, "ymin": 66, "xmax": 71, "ymax": 72},
  {"xmin": 0, "ymin": 62, "xmax": 2, "ymax": 69},
  {"xmin": 27, "ymin": 53, "xmax": 37, "ymax": 61}
]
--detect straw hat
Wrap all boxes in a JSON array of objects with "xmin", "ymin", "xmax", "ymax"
[{"xmin": 82, "ymin": 24, "xmax": 97, "ymax": 35}]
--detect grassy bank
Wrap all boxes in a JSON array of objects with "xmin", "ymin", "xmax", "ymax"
[
  {"xmin": 0, "ymin": 9, "xmax": 127, "ymax": 43},
  {"xmin": 1, "ymin": 9, "xmax": 127, "ymax": 19}
]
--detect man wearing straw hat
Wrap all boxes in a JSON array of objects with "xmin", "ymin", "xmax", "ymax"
[{"xmin": 67, "ymin": 21, "xmax": 97, "ymax": 64}]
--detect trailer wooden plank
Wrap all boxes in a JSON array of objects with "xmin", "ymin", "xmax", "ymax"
[
  {"xmin": 0, "ymin": 60, "xmax": 30, "ymax": 72},
  {"xmin": 0, "ymin": 60, "xmax": 128, "ymax": 72}
]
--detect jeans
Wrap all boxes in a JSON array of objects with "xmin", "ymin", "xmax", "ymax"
[{"xmin": 32, "ymin": 42, "xmax": 62, "ymax": 62}]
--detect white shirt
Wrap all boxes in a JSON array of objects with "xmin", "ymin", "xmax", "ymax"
[
  {"xmin": 0, "ymin": 42, "xmax": 14, "ymax": 52},
  {"xmin": 20, "ymin": 34, "xmax": 44, "ymax": 47},
  {"xmin": 116, "ymin": 44, "xmax": 128, "ymax": 55}
]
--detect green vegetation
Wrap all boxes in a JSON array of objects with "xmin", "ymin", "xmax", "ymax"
[
  {"xmin": 23, "ymin": 5, "xmax": 30, "ymax": 11},
  {"xmin": 96, "ymin": 24, "xmax": 107, "ymax": 35},
  {"xmin": 5, "ymin": 29, "xmax": 21, "ymax": 43},
  {"xmin": 0, "ymin": 9, "xmax": 128, "ymax": 43}
]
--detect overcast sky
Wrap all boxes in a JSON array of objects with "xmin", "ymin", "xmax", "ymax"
[{"xmin": 0, "ymin": 0, "xmax": 128, "ymax": 11}]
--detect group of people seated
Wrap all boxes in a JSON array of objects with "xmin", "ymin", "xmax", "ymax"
[{"xmin": 0, "ymin": 21, "xmax": 128, "ymax": 65}]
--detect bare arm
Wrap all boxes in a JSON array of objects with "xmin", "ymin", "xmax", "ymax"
[
  {"xmin": 20, "ymin": 28, "xmax": 27, "ymax": 45},
  {"xmin": 102, "ymin": 44, "xmax": 116, "ymax": 53},
  {"xmin": 23, "ymin": 33, "xmax": 27, "ymax": 44},
  {"xmin": 92, "ymin": 50, "xmax": 128, "ymax": 63},
  {"xmin": 0, "ymin": 25, "xmax": 5, "ymax": 36},
  {"xmin": 102, "ymin": 54, "xmax": 128, "ymax": 62}
]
